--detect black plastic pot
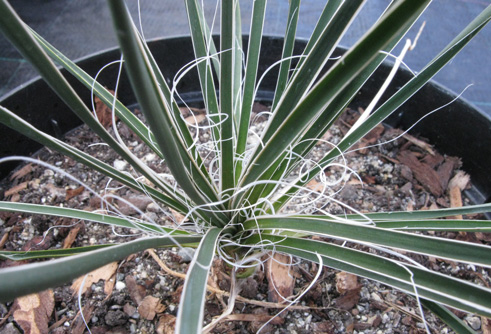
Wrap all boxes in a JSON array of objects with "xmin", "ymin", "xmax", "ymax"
[{"xmin": 0, "ymin": 36, "xmax": 490, "ymax": 206}]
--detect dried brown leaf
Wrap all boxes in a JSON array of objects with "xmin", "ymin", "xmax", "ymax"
[
  {"xmin": 481, "ymin": 316, "xmax": 491, "ymax": 334},
  {"xmin": 94, "ymin": 89, "xmax": 117, "ymax": 128},
  {"xmin": 13, "ymin": 290, "xmax": 54, "ymax": 334},
  {"xmin": 266, "ymin": 253, "xmax": 295, "ymax": 303},
  {"xmin": 71, "ymin": 262, "xmax": 118, "ymax": 296},
  {"xmin": 125, "ymin": 275, "xmax": 146, "ymax": 305},
  {"xmin": 138, "ymin": 295, "xmax": 165, "ymax": 320},
  {"xmin": 157, "ymin": 314, "xmax": 176, "ymax": 334}
]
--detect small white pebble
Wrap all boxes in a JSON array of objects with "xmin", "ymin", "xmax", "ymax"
[
  {"xmin": 115, "ymin": 281, "xmax": 126, "ymax": 291},
  {"xmin": 113, "ymin": 159, "xmax": 128, "ymax": 171}
]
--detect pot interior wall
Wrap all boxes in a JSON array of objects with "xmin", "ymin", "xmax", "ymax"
[{"xmin": 1, "ymin": 36, "xmax": 489, "ymax": 206}]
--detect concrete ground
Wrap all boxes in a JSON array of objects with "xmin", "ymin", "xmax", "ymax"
[{"xmin": 0, "ymin": 0, "xmax": 490, "ymax": 115}]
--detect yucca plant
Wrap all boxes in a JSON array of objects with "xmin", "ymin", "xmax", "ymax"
[{"xmin": 0, "ymin": 0, "xmax": 490, "ymax": 333}]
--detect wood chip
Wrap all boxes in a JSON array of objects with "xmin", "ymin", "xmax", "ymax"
[
  {"xmin": 71, "ymin": 262, "xmax": 118, "ymax": 296},
  {"xmin": 0, "ymin": 232, "xmax": 8, "ymax": 248},
  {"xmin": 13, "ymin": 290, "xmax": 54, "ymax": 334},
  {"xmin": 402, "ymin": 133, "xmax": 436, "ymax": 155},
  {"xmin": 224, "ymin": 313, "xmax": 284, "ymax": 325},
  {"xmin": 481, "ymin": 316, "xmax": 491, "ymax": 334},
  {"xmin": 397, "ymin": 150, "xmax": 443, "ymax": 197},
  {"xmin": 65, "ymin": 186, "xmax": 85, "ymax": 201},
  {"xmin": 266, "ymin": 253, "xmax": 295, "ymax": 303},
  {"xmin": 10, "ymin": 164, "xmax": 32, "ymax": 181},
  {"xmin": 449, "ymin": 186, "xmax": 463, "ymax": 220},
  {"xmin": 448, "ymin": 171, "xmax": 470, "ymax": 191},
  {"xmin": 4, "ymin": 181, "xmax": 28, "ymax": 197},
  {"xmin": 336, "ymin": 272, "xmax": 358, "ymax": 294},
  {"xmin": 71, "ymin": 303, "xmax": 94, "ymax": 334},
  {"xmin": 62, "ymin": 224, "xmax": 81, "ymax": 249}
]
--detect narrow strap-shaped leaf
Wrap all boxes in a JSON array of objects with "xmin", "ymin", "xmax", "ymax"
[
  {"xmin": 29, "ymin": 28, "xmax": 164, "ymax": 159},
  {"xmin": 242, "ymin": 216, "xmax": 491, "ymax": 266},
  {"xmin": 0, "ymin": 245, "xmax": 111, "ymax": 261},
  {"xmin": 0, "ymin": 1, "xmax": 178, "ymax": 204},
  {"xmin": 232, "ymin": 1, "xmax": 243, "ymax": 129},
  {"xmin": 350, "ymin": 203, "xmax": 491, "ymax": 221},
  {"xmin": 107, "ymin": 1, "xmax": 227, "ymax": 225},
  {"xmin": 0, "ymin": 201, "xmax": 191, "ymax": 235},
  {"xmin": 295, "ymin": 0, "xmax": 344, "ymax": 70},
  {"xmin": 176, "ymin": 227, "xmax": 222, "ymax": 333},
  {"xmin": 263, "ymin": 0, "xmax": 364, "ymax": 143},
  {"xmin": 138, "ymin": 34, "xmax": 216, "ymax": 187},
  {"xmin": 0, "ymin": 235, "xmax": 202, "ymax": 302},
  {"xmin": 0, "ymin": 106, "xmax": 191, "ymax": 214},
  {"xmin": 272, "ymin": 6, "xmax": 491, "ymax": 212},
  {"xmin": 235, "ymin": 0, "xmax": 267, "ymax": 182},
  {"xmin": 239, "ymin": 0, "xmax": 430, "ymax": 190},
  {"xmin": 246, "ymin": 234, "xmax": 491, "ymax": 317},
  {"xmin": 184, "ymin": 0, "xmax": 221, "ymax": 145},
  {"xmin": 219, "ymin": 0, "xmax": 237, "ymax": 193},
  {"xmin": 270, "ymin": 0, "xmax": 301, "ymax": 111},
  {"xmin": 422, "ymin": 300, "xmax": 477, "ymax": 334}
]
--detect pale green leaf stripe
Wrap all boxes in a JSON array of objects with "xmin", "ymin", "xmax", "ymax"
[
  {"xmin": 0, "ymin": 201, "xmax": 190, "ymax": 235},
  {"xmin": 235, "ymin": 0, "xmax": 267, "ymax": 182},
  {"xmin": 220, "ymin": 0, "xmax": 236, "ymax": 192},
  {"xmin": 246, "ymin": 234, "xmax": 491, "ymax": 317},
  {"xmin": 422, "ymin": 300, "xmax": 476, "ymax": 334},
  {"xmin": 177, "ymin": 227, "xmax": 222, "ymax": 333},
  {"xmin": 107, "ymin": 1, "xmax": 226, "ymax": 225},
  {"xmin": 272, "ymin": 6, "xmax": 491, "ymax": 211},
  {"xmin": 345, "ymin": 203, "xmax": 491, "ymax": 221},
  {"xmin": 242, "ymin": 216, "xmax": 491, "ymax": 266},
  {"xmin": 0, "ymin": 106, "xmax": 190, "ymax": 214},
  {"xmin": 184, "ymin": 0, "xmax": 221, "ymax": 146},
  {"xmin": 240, "ymin": 0, "xmax": 430, "ymax": 188},
  {"xmin": 294, "ymin": 215, "xmax": 491, "ymax": 231},
  {"xmin": 0, "ymin": 235, "xmax": 202, "ymax": 302},
  {"xmin": 0, "ymin": 245, "xmax": 111, "ymax": 261},
  {"xmin": 270, "ymin": 0, "xmax": 300, "ymax": 111},
  {"xmin": 29, "ymin": 29, "xmax": 164, "ymax": 159}
]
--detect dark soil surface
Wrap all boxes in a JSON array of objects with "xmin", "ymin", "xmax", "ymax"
[{"xmin": 0, "ymin": 105, "xmax": 490, "ymax": 334}]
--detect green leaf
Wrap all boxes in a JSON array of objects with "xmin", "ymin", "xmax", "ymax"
[
  {"xmin": 270, "ymin": 0, "xmax": 301, "ymax": 111},
  {"xmin": 272, "ymin": 5, "xmax": 491, "ymax": 211},
  {"xmin": 0, "ymin": 106, "xmax": 190, "ymax": 214},
  {"xmin": 239, "ymin": 0, "xmax": 430, "ymax": 192},
  {"xmin": 242, "ymin": 216, "xmax": 491, "ymax": 266},
  {"xmin": 219, "ymin": 0, "xmax": 237, "ymax": 193},
  {"xmin": 107, "ymin": 1, "xmax": 227, "ymax": 225},
  {"xmin": 0, "ymin": 235, "xmax": 202, "ymax": 302},
  {"xmin": 0, "ymin": 201, "xmax": 191, "ymax": 235},
  {"xmin": 235, "ymin": 0, "xmax": 267, "ymax": 182},
  {"xmin": 176, "ymin": 227, "xmax": 222, "ymax": 333},
  {"xmin": 422, "ymin": 300, "xmax": 477, "ymax": 334},
  {"xmin": 246, "ymin": 234, "xmax": 491, "ymax": 317}
]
